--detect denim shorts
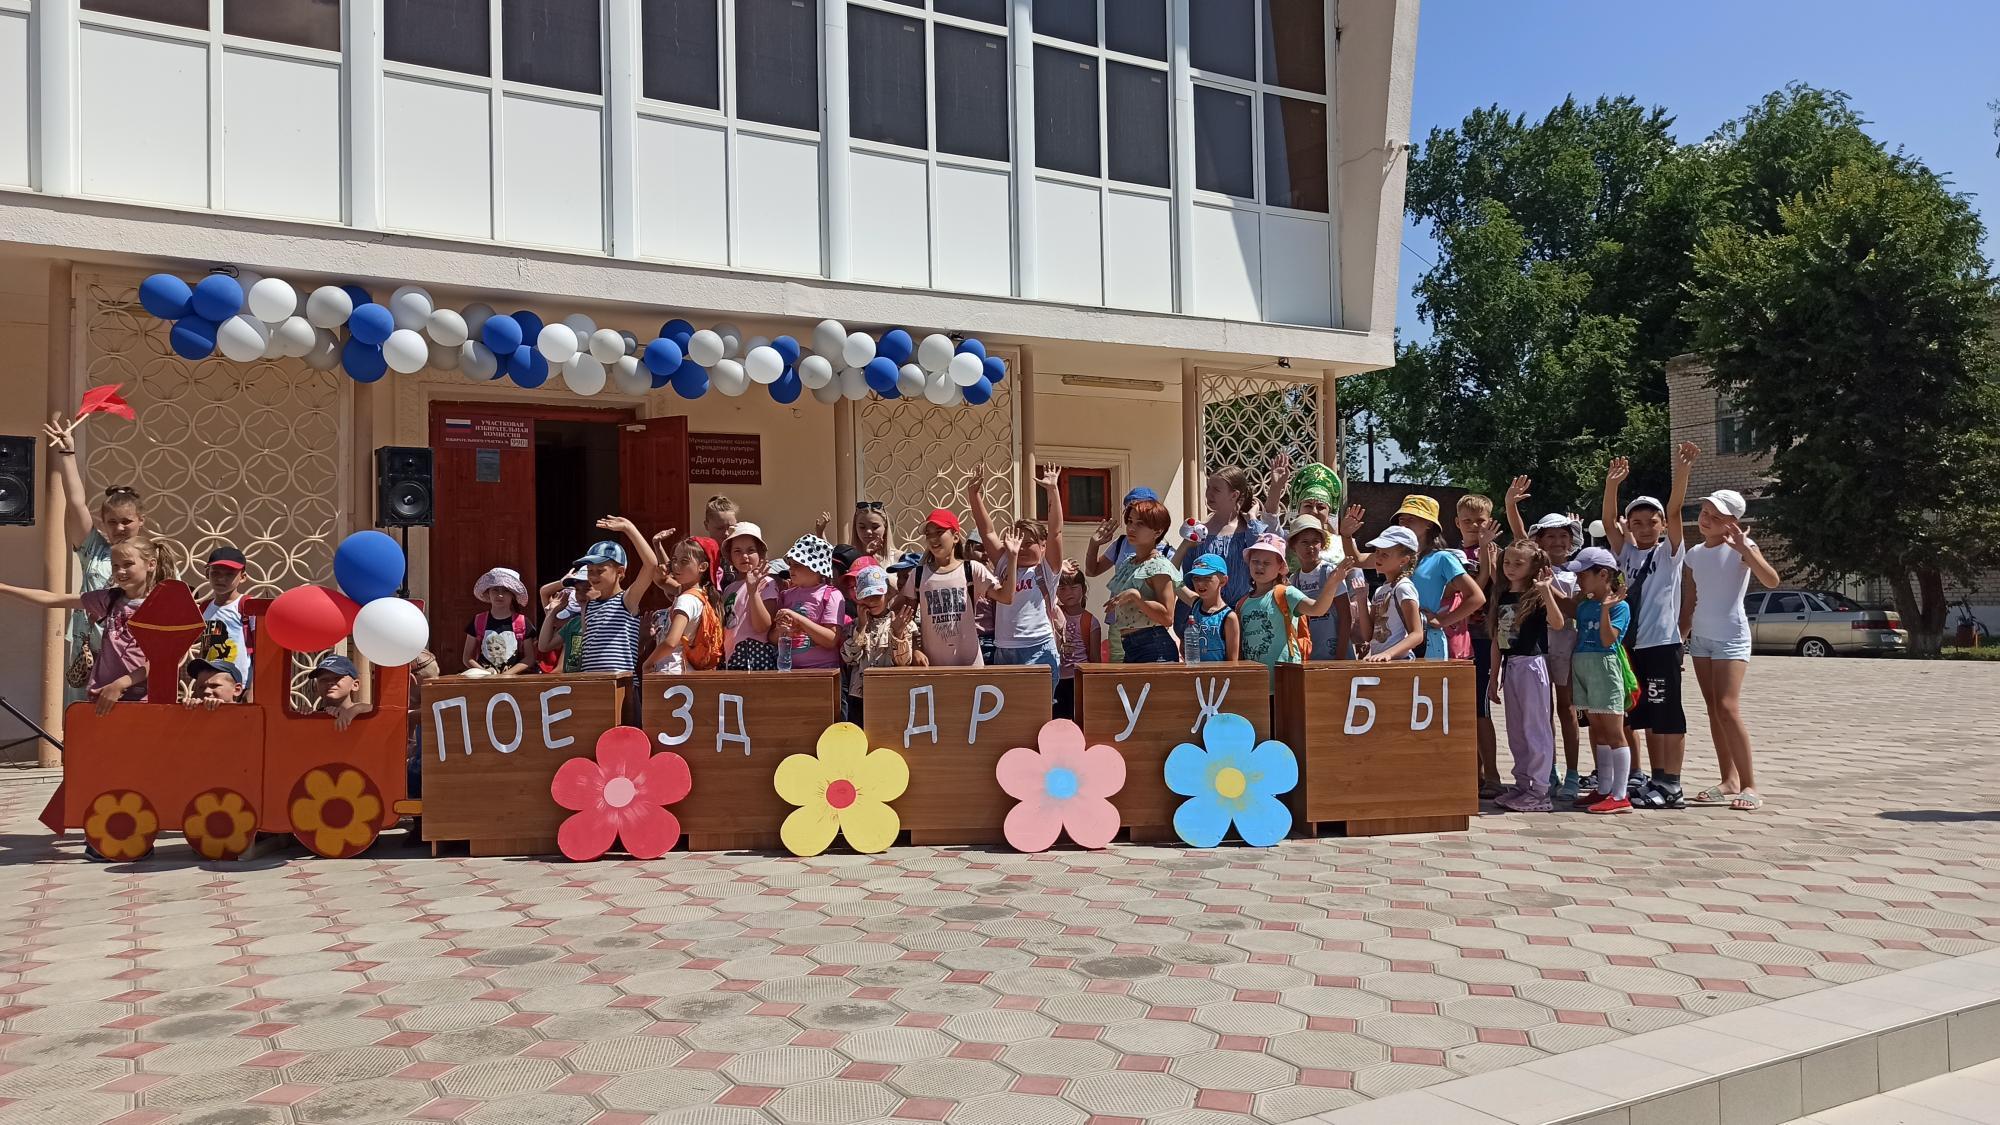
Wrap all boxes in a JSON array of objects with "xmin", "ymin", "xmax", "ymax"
[
  {"xmin": 1688, "ymin": 633, "xmax": 1751, "ymax": 662},
  {"xmin": 1121, "ymin": 626, "xmax": 1178, "ymax": 664},
  {"xmin": 995, "ymin": 638, "xmax": 1062, "ymax": 693}
]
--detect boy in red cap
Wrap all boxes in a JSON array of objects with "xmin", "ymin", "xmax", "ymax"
[
  {"xmin": 897, "ymin": 508, "xmax": 1014, "ymax": 666},
  {"xmin": 199, "ymin": 545, "xmax": 253, "ymax": 691}
]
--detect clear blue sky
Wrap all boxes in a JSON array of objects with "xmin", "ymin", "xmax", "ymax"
[{"xmin": 1396, "ymin": 0, "xmax": 2000, "ymax": 341}]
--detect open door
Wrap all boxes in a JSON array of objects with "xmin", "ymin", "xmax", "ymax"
[
  {"xmin": 619, "ymin": 415, "xmax": 691, "ymax": 622},
  {"xmin": 428, "ymin": 406, "xmax": 539, "ymax": 670}
]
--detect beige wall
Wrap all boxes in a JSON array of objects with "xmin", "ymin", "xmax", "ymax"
[
  {"xmin": 0, "ymin": 259, "xmax": 52, "ymax": 739},
  {"xmin": 1033, "ymin": 379, "xmax": 1188, "ymax": 606}
]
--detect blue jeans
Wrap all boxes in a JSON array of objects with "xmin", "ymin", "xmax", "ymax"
[
  {"xmin": 995, "ymin": 639, "xmax": 1062, "ymax": 695},
  {"xmin": 1121, "ymin": 626, "xmax": 1178, "ymax": 664}
]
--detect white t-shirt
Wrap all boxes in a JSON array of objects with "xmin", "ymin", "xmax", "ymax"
[
  {"xmin": 649, "ymin": 593, "xmax": 707, "ymax": 674},
  {"xmin": 1549, "ymin": 570, "xmax": 1579, "ymax": 639},
  {"xmin": 994, "ymin": 558, "xmax": 1056, "ymax": 647},
  {"xmin": 1368, "ymin": 577, "xmax": 1420, "ymax": 659},
  {"xmin": 1684, "ymin": 539, "xmax": 1756, "ymax": 644},
  {"xmin": 200, "ymin": 596, "xmax": 252, "ymax": 684},
  {"xmin": 1617, "ymin": 538, "xmax": 1685, "ymax": 649}
]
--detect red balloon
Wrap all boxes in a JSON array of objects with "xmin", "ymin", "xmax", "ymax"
[{"xmin": 264, "ymin": 586, "xmax": 361, "ymax": 653}]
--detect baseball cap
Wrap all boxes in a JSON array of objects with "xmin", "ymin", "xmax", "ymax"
[
  {"xmin": 1366, "ymin": 526, "xmax": 1421, "ymax": 553},
  {"xmin": 1122, "ymin": 486, "xmax": 1160, "ymax": 508},
  {"xmin": 563, "ymin": 563, "xmax": 589, "ymax": 585},
  {"xmin": 1623, "ymin": 495, "xmax": 1665, "ymax": 516},
  {"xmin": 832, "ymin": 544, "xmax": 863, "ymax": 576},
  {"xmin": 855, "ymin": 565, "xmax": 889, "ymax": 600},
  {"xmin": 205, "ymin": 546, "xmax": 247, "ymax": 570},
  {"xmin": 574, "ymin": 539, "xmax": 627, "ymax": 567},
  {"xmin": 1702, "ymin": 489, "xmax": 1747, "ymax": 519},
  {"xmin": 924, "ymin": 509, "xmax": 963, "ymax": 534},
  {"xmin": 1244, "ymin": 532, "xmax": 1289, "ymax": 558},
  {"xmin": 844, "ymin": 554, "xmax": 879, "ymax": 578},
  {"xmin": 184, "ymin": 656, "xmax": 244, "ymax": 683},
  {"xmin": 723, "ymin": 521, "xmax": 767, "ymax": 552},
  {"xmin": 1284, "ymin": 514, "xmax": 1327, "ymax": 540},
  {"xmin": 885, "ymin": 550, "xmax": 926, "ymax": 574},
  {"xmin": 1566, "ymin": 546, "xmax": 1618, "ymax": 572},
  {"xmin": 312, "ymin": 653, "xmax": 359, "ymax": 679},
  {"xmin": 1187, "ymin": 553, "xmax": 1229, "ymax": 578}
]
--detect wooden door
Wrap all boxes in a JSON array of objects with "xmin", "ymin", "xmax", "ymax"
[
  {"xmin": 427, "ymin": 405, "xmax": 540, "ymax": 672},
  {"xmin": 618, "ymin": 415, "xmax": 691, "ymax": 624}
]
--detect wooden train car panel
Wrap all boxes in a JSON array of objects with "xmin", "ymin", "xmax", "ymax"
[
  {"xmin": 861, "ymin": 666, "xmax": 1052, "ymax": 845},
  {"xmin": 1074, "ymin": 662, "xmax": 1272, "ymax": 841}
]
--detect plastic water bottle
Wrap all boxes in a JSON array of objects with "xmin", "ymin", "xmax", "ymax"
[
  {"xmin": 776, "ymin": 622, "xmax": 793, "ymax": 671},
  {"xmin": 1185, "ymin": 617, "xmax": 1205, "ymax": 665}
]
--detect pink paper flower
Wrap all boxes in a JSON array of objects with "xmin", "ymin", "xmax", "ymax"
[
  {"xmin": 550, "ymin": 726, "xmax": 692, "ymax": 860},
  {"xmin": 995, "ymin": 719, "xmax": 1126, "ymax": 852}
]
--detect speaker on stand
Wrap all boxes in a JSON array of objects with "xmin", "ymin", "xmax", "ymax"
[
  {"xmin": 375, "ymin": 446, "xmax": 433, "ymax": 600},
  {"xmin": 0, "ymin": 435, "xmax": 34, "ymax": 527}
]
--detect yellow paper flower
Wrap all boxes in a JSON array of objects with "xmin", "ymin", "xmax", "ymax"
[
  {"xmin": 773, "ymin": 723, "xmax": 908, "ymax": 856},
  {"xmin": 83, "ymin": 791, "xmax": 157, "ymax": 861},
  {"xmin": 182, "ymin": 789, "xmax": 257, "ymax": 860},
  {"xmin": 288, "ymin": 766, "xmax": 384, "ymax": 858}
]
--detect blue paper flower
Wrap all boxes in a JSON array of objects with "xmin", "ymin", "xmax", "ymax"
[{"xmin": 1163, "ymin": 713, "xmax": 1297, "ymax": 848}]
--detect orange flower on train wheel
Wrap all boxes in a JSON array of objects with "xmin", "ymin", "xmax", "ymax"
[
  {"xmin": 83, "ymin": 790, "xmax": 158, "ymax": 861},
  {"xmin": 182, "ymin": 789, "xmax": 257, "ymax": 861},
  {"xmin": 288, "ymin": 765, "xmax": 384, "ymax": 858}
]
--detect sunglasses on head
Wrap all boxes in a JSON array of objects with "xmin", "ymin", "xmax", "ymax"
[{"xmin": 855, "ymin": 501, "xmax": 885, "ymax": 511}]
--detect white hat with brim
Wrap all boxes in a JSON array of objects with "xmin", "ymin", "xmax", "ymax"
[
  {"xmin": 1366, "ymin": 526, "xmax": 1421, "ymax": 553},
  {"xmin": 1702, "ymin": 490, "xmax": 1747, "ymax": 519},
  {"xmin": 473, "ymin": 567, "xmax": 529, "ymax": 602},
  {"xmin": 723, "ymin": 521, "xmax": 767, "ymax": 552}
]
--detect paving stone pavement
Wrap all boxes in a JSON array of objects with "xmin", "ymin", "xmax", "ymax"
[{"xmin": 1, "ymin": 656, "xmax": 1997, "ymax": 1125}]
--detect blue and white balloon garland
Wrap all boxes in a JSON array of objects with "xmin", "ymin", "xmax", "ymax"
[{"xmin": 134, "ymin": 271, "xmax": 1006, "ymax": 408}]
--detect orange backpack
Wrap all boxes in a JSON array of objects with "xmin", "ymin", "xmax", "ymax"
[{"xmin": 683, "ymin": 590, "xmax": 724, "ymax": 671}]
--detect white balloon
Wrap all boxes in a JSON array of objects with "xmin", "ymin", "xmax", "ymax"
[
  {"xmin": 218, "ymin": 314, "xmax": 270, "ymax": 363},
  {"xmin": 588, "ymin": 328, "xmax": 626, "ymax": 363},
  {"xmin": 260, "ymin": 326, "xmax": 288, "ymax": 360},
  {"xmin": 744, "ymin": 345, "xmax": 784, "ymax": 385},
  {"xmin": 897, "ymin": 362, "xmax": 926, "ymax": 397},
  {"xmin": 459, "ymin": 339, "xmax": 500, "ymax": 380},
  {"xmin": 949, "ymin": 350, "xmax": 984, "ymax": 387},
  {"xmin": 563, "ymin": 353, "xmax": 606, "ymax": 396},
  {"xmin": 304, "ymin": 285, "xmax": 353, "ymax": 329},
  {"xmin": 562, "ymin": 313, "xmax": 597, "ymax": 343},
  {"xmin": 389, "ymin": 287, "xmax": 433, "ymax": 331},
  {"xmin": 811, "ymin": 378, "xmax": 844, "ymax": 404},
  {"xmin": 610, "ymin": 354, "xmax": 651, "ymax": 395},
  {"xmin": 246, "ymin": 277, "xmax": 297, "ymax": 323},
  {"xmin": 712, "ymin": 323, "xmax": 743, "ymax": 354},
  {"xmin": 271, "ymin": 315, "xmax": 316, "ymax": 358},
  {"xmin": 711, "ymin": 358, "xmax": 748, "ymax": 396},
  {"xmin": 429, "ymin": 337, "xmax": 462, "ymax": 371},
  {"xmin": 537, "ymin": 323, "xmax": 579, "ymax": 364},
  {"xmin": 812, "ymin": 319, "xmax": 848, "ymax": 359},
  {"xmin": 743, "ymin": 335, "xmax": 770, "ymax": 357},
  {"xmin": 303, "ymin": 328, "xmax": 341, "ymax": 371},
  {"xmin": 918, "ymin": 333, "xmax": 955, "ymax": 374},
  {"xmin": 687, "ymin": 329, "xmax": 725, "ymax": 367},
  {"xmin": 924, "ymin": 370, "xmax": 962, "ymax": 406},
  {"xmin": 233, "ymin": 270, "xmax": 264, "ymax": 307},
  {"xmin": 352, "ymin": 597, "xmax": 429, "ymax": 666},
  {"xmin": 839, "ymin": 365, "xmax": 870, "ymax": 401},
  {"xmin": 383, "ymin": 329, "xmax": 429, "ymax": 374},
  {"xmin": 462, "ymin": 303, "xmax": 496, "ymax": 338},
  {"xmin": 842, "ymin": 331, "xmax": 877, "ymax": 369},
  {"xmin": 797, "ymin": 354, "xmax": 835, "ymax": 389},
  {"xmin": 427, "ymin": 308, "xmax": 469, "ymax": 347}
]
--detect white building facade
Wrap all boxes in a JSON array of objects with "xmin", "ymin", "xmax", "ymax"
[{"xmin": 0, "ymin": 0, "xmax": 1418, "ymax": 741}]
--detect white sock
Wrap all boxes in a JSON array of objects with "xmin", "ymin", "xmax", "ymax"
[{"xmin": 1602, "ymin": 745, "xmax": 1630, "ymax": 803}]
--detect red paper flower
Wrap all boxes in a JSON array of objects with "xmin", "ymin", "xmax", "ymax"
[
  {"xmin": 78, "ymin": 384, "xmax": 136, "ymax": 421},
  {"xmin": 550, "ymin": 727, "xmax": 691, "ymax": 860}
]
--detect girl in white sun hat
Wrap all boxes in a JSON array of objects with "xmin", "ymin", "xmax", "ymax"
[
  {"xmin": 1681, "ymin": 489, "xmax": 1780, "ymax": 811},
  {"xmin": 465, "ymin": 567, "xmax": 535, "ymax": 676}
]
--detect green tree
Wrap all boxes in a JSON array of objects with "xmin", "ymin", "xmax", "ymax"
[{"xmin": 1685, "ymin": 159, "xmax": 2000, "ymax": 656}]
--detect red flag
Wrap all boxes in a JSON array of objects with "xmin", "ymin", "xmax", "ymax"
[{"xmin": 78, "ymin": 385, "xmax": 136, "ymax": 421}]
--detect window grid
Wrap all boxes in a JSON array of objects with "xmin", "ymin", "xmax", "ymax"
[
  {"xmin": 1187, "ymin": 0, "xmax": 1331, "ymax": 216},
  {"xmin": 379, "ymin": 0, "xmax": 607, "ymax": 110},
  {"xmin": 1025, "ymin": 0, "xmax": 1172, "ymax": 196}
]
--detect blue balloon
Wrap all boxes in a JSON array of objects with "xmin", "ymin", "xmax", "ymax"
[
  {"xmin": 190, "ymin": 274, "xmax": 244, "ymax": 322},
  {"xmin": 140, "ymin": 274, "xmax": 193, "ymax": 320},
  {"xmin": 662, "ymin": 318, "xmax": 695, "ymax": 339},
  {"xmin": 481, "ymin": 312, "xmax": 523, "ymax": 354},
  {"xmin": 863, "ymin": 356, "xmax": 899, "ymax": 394},
  {"xmin": 771, "ymin": 335, "xmax": 801, "ymax": 366},
  {"xmin": 670, "ymin": 358, "xmax": 709, "ymax": 399},
  {"xmin": 877, "ymin": 329, "xmax": 912, "ymax": 365},
  {"xmin": 983, "ymin": 355, "xmax": 1007, "ymax": 385},
  {"xmin": 956, "ymin": 337, "xmax": 987, "ymax": 360},
  {"xmin": 643, "ymin": 337, "xmax": 685, "ymax": 375},
  {"xmin": 348, "ymin": 302, "xmax": 396, "ymax": 346},
  {"xmin": 882, "ymin": 380, "xmax": 901, "ymax": 399},
  {"xmin": 512, "ymin": 310, "xmax": 543, "ymax": 341},
  {"xmin": 340, "ymin": 284, "xmax": 373, "ymax": 309},
  {"xmin": 669, "ymin": 330, "xmax": 693, "ymax": 352},
  {"xmin": 507, "ymin": 345, "xmax": 550, "ymax": 388},
  {"xmin": 333, "ymin": 530, "xmax": 406, "ymax": 604},
  {"xmin": 963, "ymin": 374, "xmax": 995, "ymax": 406},
  {"xmin": 770, "ymin": 367, "xmax": 802, "ymax": 404},
  {"xmin": 169, "ymin": 315, "xmax": 220, "ymax": 360},
  {"xmin": 342, "ymin": 338, "xmax": 388, "ymax": 383}
]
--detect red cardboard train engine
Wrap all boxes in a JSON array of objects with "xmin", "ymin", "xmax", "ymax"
[{"xmin": 38, "ymin": 582, "xmax": 413, "ymax": 860}]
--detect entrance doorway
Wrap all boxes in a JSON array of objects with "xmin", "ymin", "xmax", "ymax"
[{"xmin": 426, "ymin": 402, "xmax": 689, "ymax": 671}]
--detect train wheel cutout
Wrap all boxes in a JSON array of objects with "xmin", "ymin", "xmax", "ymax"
[
  {"xmin": 288, "ymin": 765, "xmax": 385, "ymax": 858},
  {"xmin": 182, "ymin": 789, "xmax": 258, "ymax": 861},
  {"xmin": 83, "ymin": 790, "xmax": 158, "ymax": 861}
]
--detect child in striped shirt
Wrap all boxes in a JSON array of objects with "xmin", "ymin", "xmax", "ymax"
[{"xmin": 575, "ymin": 515, "xmax": 660, "ymax": 673}]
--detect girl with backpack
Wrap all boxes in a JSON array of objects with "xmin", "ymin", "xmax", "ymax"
[
  {"xmin": 645, "ymin": 538, "xmax": 724, "ymax": 674},
  {"xmin": 968, "ymin": 465, "xmax": 1068, "ymax": 694},
  {"xmin": 1236, "ymin": 533, "xmax": 1355, "ymax": 679},
  {"xmin": 464, "ymin": 568, "xmax": 536, "ymax": 676},
  {"xmin": 899, "ymin": 510, "xmax": 1015, "ymax": 667}
]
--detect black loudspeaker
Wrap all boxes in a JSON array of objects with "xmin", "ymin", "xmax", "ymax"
[
  {"xmin": 375, "ymin": 446, "xmax": 434, "ymax": 528},
  {"xmin": 0, "ymin": 436, "xmax": 32, "ymax": 527}
]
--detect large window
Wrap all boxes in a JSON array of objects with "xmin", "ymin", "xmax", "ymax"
[
  {"xmin": 1193, "ymin": 85, "xmax": 1253, "ymax": 198},
  {"xmin": 386, "ymin": 0, "xmax": 490, "ymax": 76},
  {"xmin": 224, "ymin": 0, "xmax": 343, "ymax": 50},
  {"xmin": 1105, "ymin": 62, "xmax": 1168, "ymax": 188},
  {"xmin": 1263, "ymin": 94, "xmax": 1326, "ymax": 210},
  {"xmin": 1261, "ymin": 0, "xmax": 1324, "ymax": 93},
  {"xmin": 1189, "ymin": 0, "xmax": 1254, "ymax": 80},
  {"xmin": 1033, "ymin": 45, "xmax": 1099, "ymax": 177},
  {"xmin": 1190, "ymin": 0, "xmax": 1331, "ymax": 212},
  {"xmin": 1029, "ymin": 0, "xmax": 1168, "ymax": 190},
  {"xmin": 83, "ymin": 0, "xmax": 209, "ymax": 29},
  {"xmin": 850, "ymin": 5, "xmax": 928, "ymax": 148},
  {"xmin": 1104, "ymin": 0, "xmax": 1166, "ymax": 59},
  {"xmin": 1032, "ymin": 0, "xmax": 1094, "ymax": 46},
  {"xmin": 501, "ymin": 0, "xmax": 601, "ymax": 94},
  {"xmin": 641, "ymin": 0, "xmax": 721, "ymax": 109},
  {"xmin": 935, "ymin": 24, "xmax": 1009, "ymax": 161},
  {"xmin": 736, "ymin": 0, "xmax": 820, "ymax": 131}
]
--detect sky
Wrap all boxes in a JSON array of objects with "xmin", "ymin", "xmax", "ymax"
[{"xmin": 1395, "ymin": 0, "xmax": 2000, "ymax": 342}]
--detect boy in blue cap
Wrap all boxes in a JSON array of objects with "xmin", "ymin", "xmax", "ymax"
[
  {"xmin": 1183, "ymin": 553, "xmax": 1241, "ymax": 661},
  {"xmin": 574, "ymin": 515, "xmax": 660, "ymax": 673},
  {"xmin": 311, "ymin": 653, "xmax": 371, "ymax": 731}
]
